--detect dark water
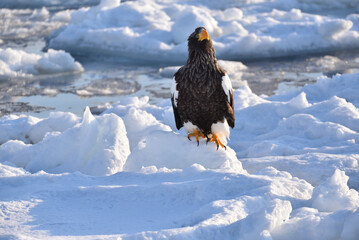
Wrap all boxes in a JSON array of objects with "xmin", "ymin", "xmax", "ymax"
[{"xmin": 0, "ymin": 0, "xmax": 100, "ymax": 10}]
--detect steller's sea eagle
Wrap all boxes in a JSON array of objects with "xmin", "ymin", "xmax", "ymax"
[{"xmin": 171, "ymin": 27, "xmax": 235, "ymax": 149}]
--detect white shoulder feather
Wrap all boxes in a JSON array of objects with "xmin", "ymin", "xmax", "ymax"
[
  {"xmin": 171, "ymin": 76, "xmax": 179, "ymax": 107},
  {"xmin": 222, "ymin": 73, "xmax": 232, "ymax": 103}
]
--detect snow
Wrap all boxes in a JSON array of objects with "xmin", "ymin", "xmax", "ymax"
[
  {"xmin": 0, "ymin": 48, "xmax": 84, "ymax": 79},
  {"xmin": 1, "ymin": 69, "xmax": 359, "ymax": 239},
  {"xmin": 0, "ymin": 111, "xmax": 79, "ymax": 144},
  {"xmin": 312, "ymin": 169, "xmax": 359, "ymax": 212},
  {"xmin": 341, "ymin": 208, "xmax": 359, "ymax": 240},
  {"xmin": 1, "ymin": 0, "xmax": 359, "ymax": 238},
  {"xmin": 0, "ymin": 107, "xmax": 130, "ymax": 176},
  {"xmin": 46, "ymin": 0, "xmax": 359, "ymax": 63}
]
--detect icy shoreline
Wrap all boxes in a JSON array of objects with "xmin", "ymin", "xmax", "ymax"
[{"xmin": 1, "ymin": 72, "xmax": 359, "ymax": 239}]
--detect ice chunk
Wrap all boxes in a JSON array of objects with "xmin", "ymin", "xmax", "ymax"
[
  {"xmin": 0, "ymin": 48, "xmax": 83, "ymax": 79},
  {"xmin": 47, "ymin": 1, "xmax": 359, "ymax": 63},
  {"xmin": 0, "ymin": 112, "xmax": 79, "ymax": 144},
  {"xmin": 312, "ymin": 169, "xmax": 359, "ymax": 212},
  {"xmin": 171, "ymin": 5, "xmax": 221, "ymax": 44},
  {"xmin": 27, "ymin": 111, "xmax": 80, "ymax": 143},
  {"xmin": 0, "ymin": 107, "xmax": 130, "ymax": 176},
  {"xmin": 0, "ymin": 7, "xmax": 64, "ymax": 41},
  {"xmin": 0, "ymin": 114, "xmax": 41, "ymax": 144},
  {"xmin": 271, "ymin": 207, "xmax": 351, "ymax": 240},
  {"xmin": 35, "ymin": 49, "xmax": 84, "ymax": 74},
  {"xmin": 124, "ymin": 131, "xmax": 243, "ymax": 173}
]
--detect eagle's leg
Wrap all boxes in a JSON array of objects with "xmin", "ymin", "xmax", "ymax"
[
  {"xmin": 187, "ymin": 130, "xmax": 205, "ymax": 146},
  {"xmin": 207, "ymin": 134, "xmax": 226, "ymax": 150}
]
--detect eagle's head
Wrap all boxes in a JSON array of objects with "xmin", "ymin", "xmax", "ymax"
[{"xmin": 187, "ymin": 27, "xmax": 214, "ymax": 54}]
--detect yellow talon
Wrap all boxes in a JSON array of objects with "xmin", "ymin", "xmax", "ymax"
[
  {"xmin": 187, "ymin": 130, "xmax": 206, "ymax": 146},
  {"xmin": 207, "ymin": 134, "xmax": 226, "ymax": 150}
]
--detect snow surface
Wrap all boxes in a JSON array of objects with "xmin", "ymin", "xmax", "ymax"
[
  {"xmin": 0, "ymin": 48, "xmax": 84, "ymax": 79},
  {"xmin": 47, "ymin": 0, "xmax": 359, "ymax": 63},
  {"xmin": 1, "ymin": 71, "xmax": 359, "ymax": 239}
]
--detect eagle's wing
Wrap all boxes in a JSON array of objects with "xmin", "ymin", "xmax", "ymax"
[
  {"xmin": 171, "ymin": 76, "xmax": 183, "ymax": 130},
  {"xmin": 222, "ymin": 73, "xmax": 235, "ymax": 128},
  {"xmin": 222, "ymin": 73, "xmax": 233, "ymax": 108}
]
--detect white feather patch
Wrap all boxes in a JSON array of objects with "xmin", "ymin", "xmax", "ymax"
[
  {"xmin": 211, "ymin": 119, "xmax": 230, "ymax": 145},
  {"xmin": 222, "ymin": 74, "xmax": 232, "ymax": 103},
  {"xmin": 171, "ymin": 76, "xmax": 179, "ymax": 107},
  {"xmin": 184, "ymin": 121, "xmax": 199, "ymax": 134}
]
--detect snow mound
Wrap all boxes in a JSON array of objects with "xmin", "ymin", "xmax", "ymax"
[
  {"xmin": 0, "ymin": 107, "xmax": 130, "ymax": 176},
  {"xmin": 234, "ymin": 73, "xmax": 359, "ymax": 187},
  {"xmin": 0, "ymin": 48, "xmax": 84, "ymax": 79},
  {"xmin": 124, "ymin": 131, "xmax": 243, "ymax": 173},
  {"xmin": 0, "ymin": 111, "xmax": 79, "ymax": 144},
  {"xmin": 102, "ymin": 97, "xmax": 172, "ymax": 150},
  {"xmin": 312, "ymin": 169, "xmax": 359, "ymax": 212},
  {"xmin": 47, "ymin": 0, "xmax": 359, "ymax": 62},
  {"xmin": 0, "ymin": 162, "xmax": 28, "ymax": 177},
  {"xmin": 272, "ymin": 207, "xmax": 350, "ymax": 240},
  {"xmin": 234, "ymin": 75, "xmax": 359, "ymax": 156},
  {"xmin": 269, "ymin": 171, "xmax": 359, "ymax": 240}
]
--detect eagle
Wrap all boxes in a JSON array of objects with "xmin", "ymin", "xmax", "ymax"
[{"xmin": 171, "ymin": 27, "xmax": 235, "ymax": 149}]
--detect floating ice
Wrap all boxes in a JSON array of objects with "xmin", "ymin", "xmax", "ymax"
[
  {"xmin": 47, "ymin": 0, "xmax": 359, "ymax": 63},
  {"xmin": 0, "ymin": 48, "xmax": 84, "ymax": 79},
  {"xmin": 0, "ymin": 7, "xmax": 64, "ymax": 41}
]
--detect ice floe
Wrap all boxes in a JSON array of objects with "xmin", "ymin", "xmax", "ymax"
[
  {"xmin": 0, "ymin": 48, "xmax": 83, "ymax": 79},
  {"xmin": 46, "ymin": 0, "xmax": 359, "ymax": 63},
  {"xmin": 0, "ymin": 7, "xmax": 64, "ymax": 42}
]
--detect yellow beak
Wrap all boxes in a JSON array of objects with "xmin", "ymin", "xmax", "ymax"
[{"xmin": 198, "ymin": 29, "xmax": 209, "ymax": 41}]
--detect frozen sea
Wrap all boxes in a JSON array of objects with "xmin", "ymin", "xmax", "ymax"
[{"xmin": 1, "ymin": 0, "xmax": 359, "ymax": 240}]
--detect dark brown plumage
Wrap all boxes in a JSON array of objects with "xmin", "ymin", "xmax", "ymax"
[{"xmin": 171, "ymin": 27, "xmax": 235, "ymax": 149}]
